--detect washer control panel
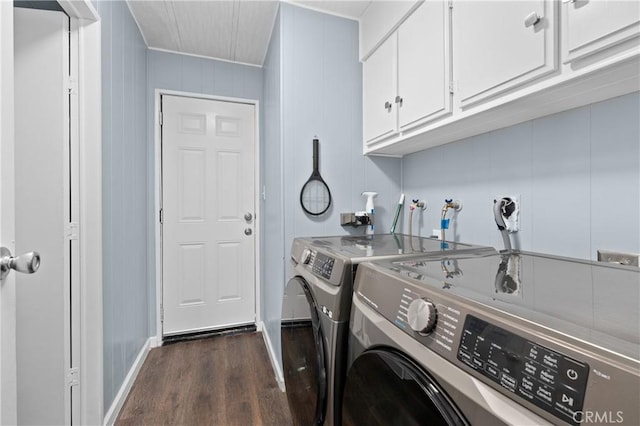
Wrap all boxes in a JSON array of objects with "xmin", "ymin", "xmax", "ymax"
[
  {"xmin": 458, "ymin": 315, "xmax": 589, "ymax": 425},
  {"xmin": 311, "ymin": 252, "xmax": 336, "ymax": 280}
]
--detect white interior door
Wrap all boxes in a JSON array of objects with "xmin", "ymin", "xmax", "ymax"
[
  {"xmin": 162, "ymin": 95, "xmax": 256, "ymax": 336},
  {"xmin": 0, "ymin": 3, "xmax": 17, "ymax": 424},
  {"xmin": 14, "ymin": 7, "xmax": 72, "ymax": 425}
]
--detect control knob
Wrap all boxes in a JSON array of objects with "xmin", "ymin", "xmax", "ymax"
[
  {"xmin": 301, "ymin": 248, "xmax": 313, "ymax": 265},
  {"xmin": 407, "ymin": 298, "xmax": 437, "ymax": 334}
]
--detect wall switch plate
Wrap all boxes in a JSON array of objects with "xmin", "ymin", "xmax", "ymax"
[{"xmin": 597, "ymin": 250, "xmax": 639, "ymax": 267}]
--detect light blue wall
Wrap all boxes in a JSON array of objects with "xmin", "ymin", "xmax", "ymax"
[
  {"xmin": 146, "ymin": 50, "xmax": 264, "ymax": 335},
  {"xmin": 402, "ymin": 92, "xmax": 640, "ymax": 261},
  {"xmin": 98, "ymin": 0, "xmax": 148, "ymax": 412},
  {"xmin": 262, "ymin": 11, "xmax": 284, "ymax": 347},
  {"xmin": 262, "ymin": 3, "xmax": 402, "ymax": 362}
]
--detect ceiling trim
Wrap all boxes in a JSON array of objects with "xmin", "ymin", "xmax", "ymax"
[
  {"xmin": 280, "ymin": 0, "xmax": 363, "ymax": 21},
  {"xmin": 125, "ymin": 0, "xmax": 149, "ymax": 47},
  {"xmin": 147, "ymin": 46, "xmax": 263, "ymax": 69}
]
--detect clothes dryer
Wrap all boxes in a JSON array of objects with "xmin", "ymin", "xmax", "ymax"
[
  {"xmin": 280, "ymin": 234, "xmax": 495, "ymax": 426},
  {"xmin": 343, "ymin": 251, "xmax": 640, "ymax": 425}
]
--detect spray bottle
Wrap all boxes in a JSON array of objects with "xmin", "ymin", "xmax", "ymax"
[{"xmin": 362, "ymin": 192, "xmax": 378, "ymax": 235}]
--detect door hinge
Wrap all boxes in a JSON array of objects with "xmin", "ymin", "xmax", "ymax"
[
  {"xmin": 448, "ymin": 0, "xmax": 453, "ymax": 9},
  {"xmin": 67, "ymin": 77, "xmax": 77, "ymax": 95},
  {"xmin": 66, "ymin": 367, "xmax": 79, "ymax": 387},
  {"xmin": 449, "ymin": 81, "xmax": 455, "ymax": 95},
  {"xmin": 160, "ymin": 305, "xmax": 164, "ymax": 322},
  {"xmin": 65, "ymin": 222, "xmax": 79, "ymax": 240},
  {"xmin": 159, "ymin": 111, "xmax": 163, "ymax": 126},
  {"xmin": 159, "ymin": 208, "xmax": 164, "ymax": 224}
]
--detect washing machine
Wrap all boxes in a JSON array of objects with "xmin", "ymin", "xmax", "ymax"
[
  {"xmin": 280, "ymin": 234, "xmax": 496, "ymax": 426},
  {"xmin": 343, "ymin": 251, "xmax": 640, "ymax": 425}
]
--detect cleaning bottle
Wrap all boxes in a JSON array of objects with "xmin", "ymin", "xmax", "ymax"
[{"xmin": 362, "ymin": 192, "xmax": 378, "ymax": 235}]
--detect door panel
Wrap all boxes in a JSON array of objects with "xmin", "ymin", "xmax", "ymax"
[
  {"xmin": 363, "ymin": 34, "xmax": 397, "ymax": 143},
  {"xmin": 563, "ymin": 0, "xmax": 640, "ymax": 62},
  {"xmin": 281, "ymin": 277, "xmax": 326, "ymax": 425},
  {"xmin": 162, "ymin": 95, "xmax": 256, "ymax": 335},
  {"xmin": 453, "ymin": 0, "xmax": 556, "ymax": 107},
  {"xmin": 342, "ymin": 349, "xmax": 467, "ymax": 426},
  {"xmin": 14, "ymin": 7, "xmax": 69, "ymax": 425}
]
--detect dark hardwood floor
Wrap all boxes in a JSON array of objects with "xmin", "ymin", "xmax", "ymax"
[{"xmin": 116, "ymin": 331, "xmax": 293, "ymax": 426}]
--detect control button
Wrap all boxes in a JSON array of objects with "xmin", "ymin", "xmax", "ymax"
[
  {"xmin": 407, "ymin": 298, "xmax": 437, "ymax": 334},
  {"xmin": 520, "ymin": 375, "xmax": 535, "ymax": 392},
  {"xmin": 472, "ymin": 357, "xmax": 484, "ymax": 369},
  {"xmin": 524, "ymin": 361, "xmax": 538, "ymax": 377},
  {"xmin": 485, "ymin": 364, "xmax": 500, "ymax": 379},
  {"xmin": 539, "ymin": 369, "xmax": 556, "ymax": 386},
  {"xmin": 458, "ymin": 350, "xmax": 473, "ymax": 365},
  {"xmin": 534, "ymin": 384, "xmax": 553, "ymax": 406},
  {"xmin": 554, "ymin": 385, "xmax": 584, "ymax": 419},
  {"xmin": 525, "ymin": 343, "xmax": 541, "ymax": 362},
  {"xmin": 541, "ymin": 351, "xmax": 560, "ymax": 370},
  {"xmin": 500, "ymin": 373, "xmax": 518, "ymax": 392},
  {"xmin": 558, "ymin": 357, "xmax": 588, "ymax": 390}
]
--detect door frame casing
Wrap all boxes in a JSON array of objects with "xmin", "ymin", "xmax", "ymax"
[
  {"xmin": 154, "ymin": 89, "xmax": 262, "ymax": 343},
  {"xmin": 55, "ymin": 2, "xmax": 103, "ymax": 424}
]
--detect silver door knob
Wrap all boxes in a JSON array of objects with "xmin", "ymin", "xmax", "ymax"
[
  {"xmin": 0, "ymin": 247, "xmax": 41, "ymax": 280},
  {"xmin": 244, "ymin": 228, "xmax": 252, "ymax": 236},
  {"xmin": 244, "ymin": 212, "xmax": 253, "ymax": 222}
]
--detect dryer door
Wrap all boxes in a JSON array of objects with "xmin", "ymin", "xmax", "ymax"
[
  {"xmin": 281, "ymin": 276, "xmax": 327, "ymax": 425},
  {"xmin": 342, "ymin": 348, "xmax": 468, "ymax": 426}
]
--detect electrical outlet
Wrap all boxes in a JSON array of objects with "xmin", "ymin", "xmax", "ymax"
[
  {"xmin": 597, "ymin": 250, "xmax": 639, "ymax": 267},
  {"xmin": 496, "ymin": 195, "xmax": 519, "ymax": 233}
]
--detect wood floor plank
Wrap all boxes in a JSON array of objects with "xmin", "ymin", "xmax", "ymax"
[{"xmin": 116, "ymin": 331, "xmax": 292, "ymax": 426}]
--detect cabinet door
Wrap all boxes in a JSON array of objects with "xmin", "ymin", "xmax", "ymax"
[
  {"xmin": 363, "ymin": 34, "xmax": 397, "ymax": 144},
  {"xmin": 398, "ymin": 0, "xmax": 451, "ymax": 131},
  {"xmin": 453, "ymin": 0, "xmax": 557, "ymax": 108},
  {"xmin": 562, "ymin": 0, "xmax": 640, "ymax": 63}
]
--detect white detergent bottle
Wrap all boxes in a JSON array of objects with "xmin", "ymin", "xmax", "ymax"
[{"xmin": 362, "ymin": 192, "xmax": 378, "ymax": 235}]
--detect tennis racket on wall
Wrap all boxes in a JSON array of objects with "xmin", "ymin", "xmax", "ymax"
[{"xmin": 300, "ymin": 137, "xmax": 332, "ymax": 216}]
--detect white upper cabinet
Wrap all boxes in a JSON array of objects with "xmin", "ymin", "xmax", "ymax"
[
  {"xmin": 453, "ymin": 0, "xmax": 557, "ymax": 108},
  {"xmin": 363, "ymin": 34, "xmax": 397, "ymax": 143},
  {"xmin": 364, "ymin": 1, "xmax": 451, "ymax": 144},
  {"xmin": 398, "ymin": 0, "xmax": 451, "ymax": 131},
  {"xmin": 359, "ymin": 0, "xmax": 422, "ymax": 60},
  {"xmin": 361, "ymin": 0, "xmax": 639, "ymax": 156},
  {"xmin": 562, "ymin": 0, "xmax": 640, "ymax": 63}
]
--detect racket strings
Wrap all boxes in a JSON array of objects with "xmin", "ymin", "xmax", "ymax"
[{"xmin": 302, "ymin": 180, "xmax": 331, "ymax": 214}]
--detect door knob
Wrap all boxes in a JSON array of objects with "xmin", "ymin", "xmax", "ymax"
[
  {"xmin": 0, "ymin": 247, "xmax": 41, "ymax": 280},
  {"xmin": 244, "ymin": 212, "xmax": 253, "ymax": 222},
  {"xmin": 244, "ymin": 228, "xmax": 253, "ymax": 236}
]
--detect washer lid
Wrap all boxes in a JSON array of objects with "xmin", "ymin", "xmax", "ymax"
[
  {"xmin": 375, "ymin": 251, "xmax": 640, "ymax": 360},
  {"xmin": 297, "ymin": 233, "xmax": 496, "ymax": 263}
]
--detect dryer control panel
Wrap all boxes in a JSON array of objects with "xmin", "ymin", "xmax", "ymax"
[{"xmin": 458, "ymin": 315, "xmax": 589, "ymax": 425}]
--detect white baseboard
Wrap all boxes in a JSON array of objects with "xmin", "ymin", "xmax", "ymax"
[
  {"xmin": 261, "ymin": 322, "xmax": 285, "ymax": 392},
  {"xmin": 103, "ymin": 337, "xmax": 154, "ymax": 426}
]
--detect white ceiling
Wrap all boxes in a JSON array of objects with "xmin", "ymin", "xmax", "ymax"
[{"xmin": 127, "ymin": 1, "xmax": 372, "ymax": 67}]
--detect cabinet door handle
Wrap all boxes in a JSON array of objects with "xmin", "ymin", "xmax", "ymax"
[
  {"xmin": 384, "ymin": 101, "xmax": 393, "ymax": 111},
  {"xmin": 395, "ymin": 96, "xmax": 403, "ymax": 106},
  {"xmin": 524, "ymin": 11, "xmax": 541, "ymax": 27}
]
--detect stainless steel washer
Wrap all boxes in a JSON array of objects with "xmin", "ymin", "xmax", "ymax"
[
  {"xmin": 343, "ymin": 251, "xmax": 640, "ymax": 425},
  {"xmin": 280, "ymin": 234, "xmax": 495, "ymax": 426}
]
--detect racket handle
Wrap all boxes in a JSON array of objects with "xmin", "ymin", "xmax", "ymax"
[{"xmin": 313, "ymin": 138, "xmax": 319, "ymax": 171}]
